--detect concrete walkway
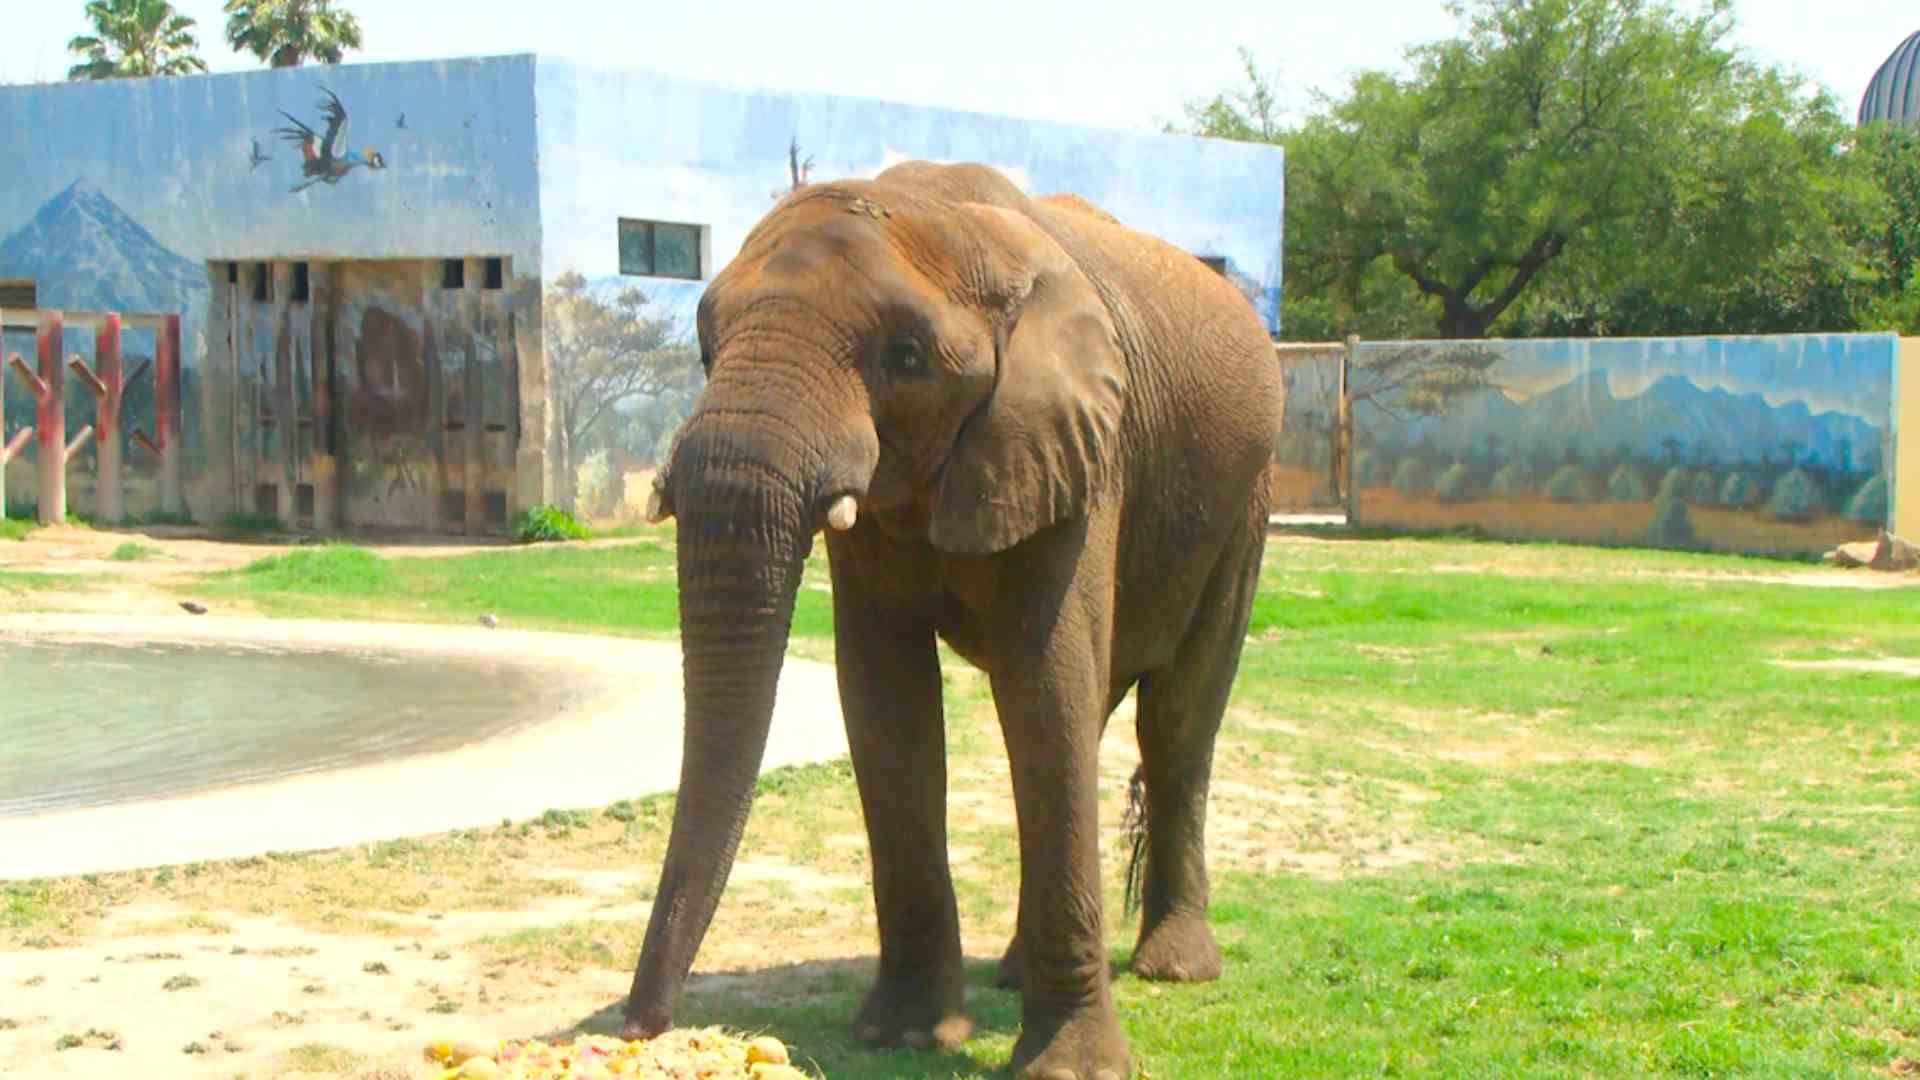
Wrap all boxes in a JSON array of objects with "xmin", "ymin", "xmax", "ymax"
[{"xmin": 0, "ymin": 613, "xmax": 847, "ymax": 880}]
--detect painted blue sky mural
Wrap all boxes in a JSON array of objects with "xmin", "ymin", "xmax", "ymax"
[{"xmin": 0, "ymin": 54, "xmax": 542, "ymax": 298}]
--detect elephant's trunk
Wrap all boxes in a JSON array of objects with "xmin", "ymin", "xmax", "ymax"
[{"xmin": 622, "ymin": 382, "xmax": 873, "ymax": 1036}]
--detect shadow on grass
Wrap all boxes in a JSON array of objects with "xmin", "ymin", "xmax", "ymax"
[{"xmin": 555, "ymin": 956, "xmax": 1024, "ymax": 1079}]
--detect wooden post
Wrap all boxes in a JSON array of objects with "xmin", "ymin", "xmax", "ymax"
[
  {"xmin": 84, "ymin": 313, "xmax": 124, "ymax": 522},
  {"xmin": 156, "ymin": 313, "xmax": 181, "ymax": 515},
  {"xmin": 35, "ymin": 311, "xmax": 65, "ymax": 524},
  {"xmin": 0, "ymin": 335, "xmax": 32, "ymax": 517},
  {"xmin": 1341, "ymin": 333, "xmax": 1359, "ymax": 526}
]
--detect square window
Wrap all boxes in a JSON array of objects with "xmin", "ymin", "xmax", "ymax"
[
  {"xmin": 652, "ymin": 223, "xmax": 702, "ymax": 280},
  {"xmin": 442, "ymin": 259, "xmax": 465, "ymax": 289},
  {"xmin": 483, "ymin": 257, "xmax": 504, "ymax": 290},
  {"xmin": 618, "ymin": 218, "xmax": 704, "ymax": 280}
]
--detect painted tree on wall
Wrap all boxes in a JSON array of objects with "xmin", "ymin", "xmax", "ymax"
[
  {"xmin": 543, "ymin": 272, "xmax": 700, "ymax": 511},
  {"xmin": 66, "ymin": 0, "xmax": 208, "ymax": 80},
  {"xmin": 222, "ymin": 0, "xmax": 362, "ymax": 68}
]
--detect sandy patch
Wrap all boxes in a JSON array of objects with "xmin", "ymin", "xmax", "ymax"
[
  {"xmin": 1774, "ymin": 657, "xmax": 1920, "ymax": 678},
  {"xmin": 0, "ymin": 613, "xmax": 846, "ymax": 880}
]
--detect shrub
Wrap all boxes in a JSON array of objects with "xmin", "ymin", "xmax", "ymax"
[
  {"xmin": 1720, "ymin": 472, "xmax": 1760, "ymax": 507},
  {"xmin": 1545, "ymin": 464, "xmax": 1594, "ymax": 502},
  {"xmin": 1488, "ymin": 462, "xmax": 1535, "ymax": 497},
  {"xmin": 513, "ymin": 504, "xmax": 589, "ymax": 543},
  {"xmin": 1434, "ymin": 463, "xmax": 1473, "ymax": 502},
  {"xmin": 1646, "ymin": 496, "xmax": 1697, "ymax": 548},
  {"xmin": 1844, "ymin": 474, "xmax": 1890, "ymax": 524},
  {"xmin": 1607, "ymin": 464, "xmax": 1648, "ymax": 501},
  {"xmin": 1655, "ymin": 467, "xmax": 1692, "ymax": 503},
  {"xmin": 1766, "ymin": 468, "xmax": 1824, "ymax": 521},
  {"xmin": 1391, "ymin": 457, "xmax": 1431, "ymax": 497}
]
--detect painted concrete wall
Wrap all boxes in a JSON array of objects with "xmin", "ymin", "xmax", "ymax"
[
  {"xmin": 530, "ymin": 57, "xmax": 1285, "ymax": 513},
  {"xmin": 533, "ymin": 56, "xmax": 1285, "ymax": 330},
  {"xmin": 1351, "ymin": 333, "xmax": 1898, "ymax": 557},
  {"xmin": 0, "ymin": 55, "xmax": 541, "ymax": 522},
  {"xmin": 2, "ymin": 52, "xmax": 1285, "ymax": 528}
]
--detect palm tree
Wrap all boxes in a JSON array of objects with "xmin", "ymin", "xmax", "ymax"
[
  {"xmin": 67, "ymin": 0, "xmax": 208, "ymax": 80},
  {"xmin": 223, "ymin": 0, "xmax": 363, "ymax": 68}
]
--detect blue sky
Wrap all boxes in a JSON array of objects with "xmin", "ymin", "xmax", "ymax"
[{"xmin": 2, "ymin": 1, "xmax": 1915, "ymax": 132}]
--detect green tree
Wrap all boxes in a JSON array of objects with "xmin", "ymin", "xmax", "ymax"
[
  {"xmin": 1435, "ymin": 462, "xmax": 1473, "ymax": 502},
  {"xmin": 1183, "ymin": 0, "xmax": 1878, "ymax": 339},
  {"xmin": 67, "ymin": 0, "xmax": 208, "ymax": 80},
  {"xmin": 223, "ymin": 0, "xmax": 362, "ymax": 68}
]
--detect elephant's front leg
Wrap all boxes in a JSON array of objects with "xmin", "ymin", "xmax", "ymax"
[
  {"xmin": 990, "ymin": 545, "xmax": 1132, "ymax": 1079},
  {"xmin": 830, "ymin": 566, "xmax": 971, "ymax": 1050}
]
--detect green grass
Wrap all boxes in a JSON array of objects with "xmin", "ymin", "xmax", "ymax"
[
  {"xmin": 0, "ymin": 516, "xmax": 31, "ymax": 542},
  {"xmin": 106, "ymin": 541, "xmax": 160, "ymax": 561},
  {"xmin": 196, "ymin": 534, "xmax": 836, "ymax": 640},
  {"xmin": 36, "ymin": 531, "xmax": 1920, "ymax": 1076}
]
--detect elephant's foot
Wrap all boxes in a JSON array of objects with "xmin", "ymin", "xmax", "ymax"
[
  {"xmin": 852, "ymin": 971, "xmax": 972, "ymax": 1051},
  {"xmin": 996, "ymin": 934, "xmax": 1023, "ymax": 988},
  {"xmin": 1011, "ymin": 998, "xmax": 1132, "ymax": 1080},
  {"xmin": 1129, "ymin": 911, "xmax": 1221, "ymax": 983}
]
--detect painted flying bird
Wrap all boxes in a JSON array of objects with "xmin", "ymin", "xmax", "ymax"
[
  {"xmin": 248, "ymin": 137, "xmax": 270, "ymax": 171},
  {"xmin": 274, "ymin": 86, "xmax": 387, "ymax": 194}
]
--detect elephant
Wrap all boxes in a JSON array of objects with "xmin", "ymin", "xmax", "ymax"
[{"xmin": 622, "ymin": 160, "xmax": 1283, "ymax": 1080}]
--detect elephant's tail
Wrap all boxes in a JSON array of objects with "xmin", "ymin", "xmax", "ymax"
[{"xmin": 1121, "ymin": 763, "xmax": 1149, "ymax": 920}]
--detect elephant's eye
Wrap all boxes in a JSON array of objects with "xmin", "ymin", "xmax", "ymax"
[{"xmin": 882, "ymin": 338, "xmax": 926, "ymax": 376}]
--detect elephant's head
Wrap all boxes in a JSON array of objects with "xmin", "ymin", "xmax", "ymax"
[{"xmin": 621, "ymin": 163, "xmax": 1128, "ymax": 1035}]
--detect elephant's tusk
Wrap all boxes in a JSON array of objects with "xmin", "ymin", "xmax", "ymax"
[
  {"xmin": 645, "ymin": 486, "xmax": 672, "ymax": 524},
  {"xmin": 826, "ymin": 494, "xmax": 858, "ymax": 531}
]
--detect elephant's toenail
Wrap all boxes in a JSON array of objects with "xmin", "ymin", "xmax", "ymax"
[{"xmin": 1039, "ymin": 1069, "xmax": 1079, "ymax": 1080}]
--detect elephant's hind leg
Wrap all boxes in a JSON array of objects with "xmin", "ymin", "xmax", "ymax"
[{"xmin": 1127, "ymin": 503, "xmax": 1268, "ymax": 983}]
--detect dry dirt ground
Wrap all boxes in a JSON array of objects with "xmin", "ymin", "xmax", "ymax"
[{"xmin": 0, "ymin": 523, "xmax": 1912, "ymax": 1077}]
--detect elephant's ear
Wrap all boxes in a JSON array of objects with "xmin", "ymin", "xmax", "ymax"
[{"xmin": 929, "ymin": 204, "xmax": 1128, "ymax": 556}]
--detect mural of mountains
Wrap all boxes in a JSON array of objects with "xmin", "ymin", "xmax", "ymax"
[
  {"xmin": 1371, "ymin": 368, "xmax": 1883, "ymax": 471},
  {"xmin": 0, "ymin": 179, "xmax": 208, "ymax": 316}
]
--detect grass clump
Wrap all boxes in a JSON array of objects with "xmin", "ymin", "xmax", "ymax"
[
  {"xmin": 107, "ymin": 540, "xmax": 160, "ymax": 561},
  {"xmin": 229, "ymin": 544, "xmax": 396, "ymax": 594},
  {"xmin": 0, "ymin": 516, "xmax": 31, "ymax": 541},
  {"xmin": 514, "ymin": 504, "xmax": 590, "ymax": 543}
]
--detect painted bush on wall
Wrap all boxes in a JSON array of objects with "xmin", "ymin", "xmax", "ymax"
[{"xmin": 1350, "ymin": 334, "xmax": 1898, "ymax": 556}]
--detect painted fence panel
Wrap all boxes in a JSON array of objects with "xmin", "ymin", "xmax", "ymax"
[{"xmin": 1350, "ymin": 334, "xmax": 1899, "ymax": 557}]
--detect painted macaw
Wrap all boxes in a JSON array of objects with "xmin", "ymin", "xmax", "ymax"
[{"xmin": 273, "ymin": 87, "xmax": 387, "ymax": 194}]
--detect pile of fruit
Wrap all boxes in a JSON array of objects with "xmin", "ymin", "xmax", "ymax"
[{"xmin": 424, "ymin": 1028, "xmax": 810, "ymax": 1079}]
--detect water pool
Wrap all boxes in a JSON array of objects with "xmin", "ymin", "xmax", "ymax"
[{"xmin": 0, "ymin": 637, "xmax": 570, "ymax": 817}]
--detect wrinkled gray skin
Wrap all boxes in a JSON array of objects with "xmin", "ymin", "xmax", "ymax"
[{"xmin": 622, "ymin": 161, "xmax": 1282, "ymax": 1080}]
